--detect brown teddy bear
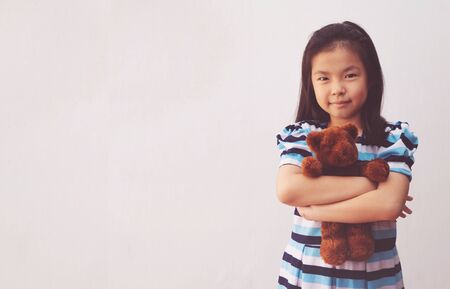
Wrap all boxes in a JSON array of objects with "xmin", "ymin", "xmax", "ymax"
[{"xmin": 301, "ymin": 123, "xmax": 390, "ymax": 266}]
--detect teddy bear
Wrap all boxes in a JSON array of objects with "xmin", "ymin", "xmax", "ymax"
[{"xmin": 301, "ymin": 123, "xmax": 390, "ymax": 266}]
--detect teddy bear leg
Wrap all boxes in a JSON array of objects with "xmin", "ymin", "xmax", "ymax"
[
  {"xmin": 346, "ymin": 223, "xmax": 375, "ymax": 261},
  {"xmin": 301, "ymin": 156, "xmax": 322, "ymax": 177},
  {"xmin": 320, "ymin": 222, "xmax": 348, "ymax": 266},
  {"xmin": 361, "ymin": 159, "xmax": 390, "ymax": 182}
]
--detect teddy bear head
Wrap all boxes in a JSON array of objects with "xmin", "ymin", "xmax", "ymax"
[{"xmin": 306, "ymin": 123, "xmax": 359, "ymax": 167}]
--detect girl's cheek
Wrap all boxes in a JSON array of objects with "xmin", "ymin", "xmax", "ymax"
[{"xmin": 317, "ymin": 91, "xmax": 330, "ymax": 103}]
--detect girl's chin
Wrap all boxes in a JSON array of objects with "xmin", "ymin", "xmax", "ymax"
[{"xmin": 327, "ymin": 112, "xmax": 353, "ymax": 119}]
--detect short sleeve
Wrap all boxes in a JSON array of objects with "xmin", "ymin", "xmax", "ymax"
[
  {"xmin": 377, "ymin": 121, "xmax": 419, "ymax": 182},
  {"xmin": 275, "ymin": 121, "xmax": 313, "ymax": 168}
]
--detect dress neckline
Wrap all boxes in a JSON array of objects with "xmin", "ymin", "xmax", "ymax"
[{"xmin": 319, "ymin": 120, "xmax": 366, "ymax": 143}]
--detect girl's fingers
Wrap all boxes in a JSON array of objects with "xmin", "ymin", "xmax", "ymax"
[
  {"xmin": 398, "ymin": 205, "xmax": 413, "ymax": 219},
  {"xmin": 403, "ymin": 206, "xmax": 412, "ymax": 214},
  {"xmin": 396, "ymin": 196, "xmax": 414, "ymax": 219}
]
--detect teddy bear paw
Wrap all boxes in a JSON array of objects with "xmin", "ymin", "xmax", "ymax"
[
  {"xmin": 361, "ymin": 159, "xmax": 390, "ymax": 182},
  {"xmin": 301, "ymin": 156, "xmax": 322, "ymax": 177}
]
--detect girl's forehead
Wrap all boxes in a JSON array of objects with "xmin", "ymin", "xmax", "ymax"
[{"xmin": 311, "ymin": 47, "xmax": 364, "ymax": 73}]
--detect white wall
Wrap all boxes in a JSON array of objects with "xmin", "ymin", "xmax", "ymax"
[{"xmin": 0, "ymin": 0, "xmax": 447, "ymax": 288}]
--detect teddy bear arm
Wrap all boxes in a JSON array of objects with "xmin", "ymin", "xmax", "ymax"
[
  {"xmin": 360, "ymin": 159, "xmax": 390, "ymax": 182},
  {"xmin": 301, "ymin": 156, "xmax": 323, "ymax": 177}
]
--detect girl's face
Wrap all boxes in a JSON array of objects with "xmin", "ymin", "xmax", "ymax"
[{"xmin": 311, "ymin": 46, "xmax": 368, "ymax": 128}]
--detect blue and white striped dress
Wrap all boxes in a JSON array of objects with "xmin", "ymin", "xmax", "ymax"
[{"xmin": 275, "ymin": 120, "xmax": 419, "ymax": 289}]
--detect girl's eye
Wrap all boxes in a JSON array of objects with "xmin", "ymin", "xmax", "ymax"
[
  {"xmin": 346, "ymin": 73, "xmax": 357, "ymax": 78},
  {"xmin": 317, "ymin": 77, "xmax": 328, "ymax": 81}
]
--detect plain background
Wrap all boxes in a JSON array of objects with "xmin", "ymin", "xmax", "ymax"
[{"xmin": 0, "ymin": 1, "xmax": 448, "ymax": 288}]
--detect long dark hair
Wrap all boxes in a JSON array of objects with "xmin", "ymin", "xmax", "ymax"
[{"xmin": 295, "ymin": 21, "xmax": 388, "ymax": 145}]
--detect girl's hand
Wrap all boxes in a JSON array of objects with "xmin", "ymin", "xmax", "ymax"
[
  {"xmin": 398, "ymin": 195, "xmax": 414, "ymax": 219},
  {"xmin": 298, "ymin": 206, "xmax": 313, "ymax": 220}
]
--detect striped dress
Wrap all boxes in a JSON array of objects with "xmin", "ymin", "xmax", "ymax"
[{"xmin": 275, "ymin": 120, "xmax": 419, "ymax": 289}]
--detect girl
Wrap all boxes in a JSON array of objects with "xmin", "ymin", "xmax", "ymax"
[{"xmin": 275, "ymin": 21, "xmax": 419, "ymax": 289}]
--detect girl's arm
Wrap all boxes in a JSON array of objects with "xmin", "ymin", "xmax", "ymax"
[
  {"xmin": 276, "ymin": 164, "xmax": 377, "ymax": 207},
  {"xmin": 299, "ymin": 172, "xmax": 410, "ymax": 223}
]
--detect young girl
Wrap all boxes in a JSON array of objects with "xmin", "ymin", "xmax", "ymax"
[{"xmin": 275, "ymin": 21, "xmax": 419, "ymax": 289}]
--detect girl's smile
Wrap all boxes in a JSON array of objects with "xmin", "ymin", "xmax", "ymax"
[{"xmin": 331, "ymin": 100, "xmax": 351, "ymax": 107}]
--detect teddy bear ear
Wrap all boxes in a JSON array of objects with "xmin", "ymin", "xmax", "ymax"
[
  {"xmin": 306, "ymin": 131, "xmax": 323, "ymax": 152},
  {"xmin": 342, "ymin": 123, "xmax": 358, "ymax": 140}
]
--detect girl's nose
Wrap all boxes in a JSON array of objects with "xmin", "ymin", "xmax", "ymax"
[{"xmin": 332, "ymin": 85, "xmax": 346, "ymax": 95}]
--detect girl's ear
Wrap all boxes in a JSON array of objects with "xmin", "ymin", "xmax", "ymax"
[
  {"xmin": 306, "ymin": 131, "xmax": 323, "ymax": 152},
  {"xmin": 342, "ymin": 123, "xmax": 358, "ymax": 140}
]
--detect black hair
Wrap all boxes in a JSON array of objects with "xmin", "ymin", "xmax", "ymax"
[{"xmin": 295, "ymin": 21, "xmax": 388, "ymax": 145}]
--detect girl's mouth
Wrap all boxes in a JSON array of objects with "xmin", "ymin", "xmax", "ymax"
[{"xmin": 331, "ymin": 101, "xmax": 351, "ymax": 107}]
